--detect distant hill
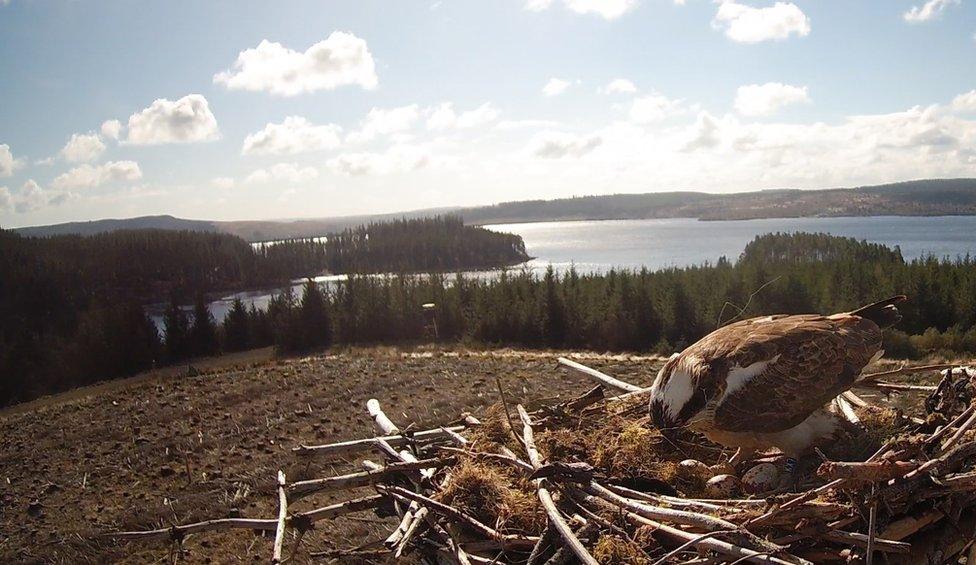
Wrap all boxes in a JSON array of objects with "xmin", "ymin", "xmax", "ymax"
[
  {"xmin": 457, "ymin": 178, "xmax": 976, "ymax": 224},
  {"xmin": 14, "ymin": 178, "xmax": 976, "ymax": 240},
  {"xmin": 13, "ymin": 215, "xmax": 219, "ymax": 238}
]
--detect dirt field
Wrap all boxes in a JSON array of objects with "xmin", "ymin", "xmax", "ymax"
[{"xmin": 0, "ymin": 347, "xmax": 673, "ymax": 564}]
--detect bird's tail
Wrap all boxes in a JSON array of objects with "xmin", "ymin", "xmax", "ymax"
[{"xmin": 849, "ymin": 295, "xmax": 907, "ymax": 329}]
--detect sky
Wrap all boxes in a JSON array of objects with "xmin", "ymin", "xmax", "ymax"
[{"xmin": 0, "ymin": 0, "xmax": 975, "ymax": 228}]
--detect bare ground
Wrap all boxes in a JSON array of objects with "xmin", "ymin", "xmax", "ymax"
[{"xmin": 0, "ymin": 346, "xmax": 674, "ymax": 564}]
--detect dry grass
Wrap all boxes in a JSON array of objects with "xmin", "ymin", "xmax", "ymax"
[
  {"xmin": 592, "ymin": 533, "xmax": 651, "ymax": 564},
  {"xmin": 437, "ymin": 460, "xmax": 545, "ymax": 535}
]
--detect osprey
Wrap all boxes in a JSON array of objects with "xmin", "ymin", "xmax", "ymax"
[{"xmin": 649, "ymin": 296, "xmax": 906, "ymax": 465}]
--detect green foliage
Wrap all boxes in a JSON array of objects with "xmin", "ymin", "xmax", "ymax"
[
  {"xmin": 303, "ymin": 233, "xmax": 976, "ymax": 359},
  {"xmin": 189, "ymin": 295, "xmax": 219, "ymax": 358},
  {"xmin": 5, "ymin": 227, "xmax": 976, "ymax": 408},
  {"xmin": 222, "ymin": 298, "xmax": 250, "ymax": 352},
  {"xmin": 0, "ymin": 216, "xmax": 527, "ymax": 406},
  {"xmin": 163, "ymin": 298, "xmax": 190, "ymax": 362}
]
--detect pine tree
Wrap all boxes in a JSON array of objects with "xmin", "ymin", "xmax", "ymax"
[
  {"xmin": 542, "ymin": 266, "xmax": 566, "ymax": 346},
  {"xmin": 163, "ymin": 298, "xmax": 190, "ymax": 362},
  {"xmin": 300, "ymin": 279, "xmax": 332, "ymax": 349},
  {"xmin": 222, "ymin": 298, "xmax": 250, "ymax": 352},
  {"xmin": 189, "ymin": 294, "xmax": 219, "ymax": 357}
]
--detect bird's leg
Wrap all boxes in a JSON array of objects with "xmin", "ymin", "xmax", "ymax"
[{"xmin": 781, "ymin": 453, "xmax": 802, "ymax": 491}]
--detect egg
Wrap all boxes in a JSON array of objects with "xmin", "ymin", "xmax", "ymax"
[
  {"xmin": 678, "ymin": 459, "xmax": 710, "ymax": 479},
  {"xmin": 705, "ymin": 474, "xmax": 741, "ymax": 498},
  {"xmin": 741, "ymin": 462, "xmax": 780, "ymax": 494}
]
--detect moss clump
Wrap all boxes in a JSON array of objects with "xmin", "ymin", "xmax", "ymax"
[
  {"xmin": 437, "ymin": 460, "xmax": 544, "ymax": 535},
  {"xmin": 592, "ymin": 534, "xmax": 649, "ymax": 564},
  {"xmin": 537, "ymin": 428, "xmax": 591, "ymax": 461},
  {"xmin": 467, "ymin": 404, "xmax": 521, "ymax": 452},
  {"xmin": 591, "ymin": 421, "xmax": 675, "ymax": 482}
]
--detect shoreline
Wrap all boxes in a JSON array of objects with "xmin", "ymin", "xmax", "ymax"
[{"xmin": 478, "ymin": 212, "xmax": 976, "ymax": 228}]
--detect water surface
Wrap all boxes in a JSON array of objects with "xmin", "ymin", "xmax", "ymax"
[{"xmin": 151, "ymin": 215, "xmax": 976, "ymax": 328}]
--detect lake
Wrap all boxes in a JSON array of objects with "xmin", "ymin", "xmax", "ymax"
[
  {"xmin": 487, "ymin": 215, "xmax": 976, "ymax": 273},
  {"xmin": 150, "ymin": 215, "xmax": 976, "ymax": 328}
]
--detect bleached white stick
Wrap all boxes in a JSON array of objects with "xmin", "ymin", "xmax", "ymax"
[{"xmin": 557, "ymin": 357, "xmax": 644, "ymax": 393}]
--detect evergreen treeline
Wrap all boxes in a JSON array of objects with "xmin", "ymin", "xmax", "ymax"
[
  {"xmin": 5, "ymin": 228, "xmax": 976, "ymax": 407},
  {"xmin": 204, "ymin": 231, "xmax": 976, "ymax": 361},
  {"xmin": 0, "ymin": 217, "xmax": 527, "ymax": 406}
]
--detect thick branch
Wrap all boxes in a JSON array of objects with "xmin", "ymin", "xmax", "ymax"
[
  {"xmin": 105, "ymin": 494, "xmax": 383, "ymax": 541},
  {"xmin": 517, "ymin": 404, "xmax": 599, "ymax": 565},
  {"xmin": 293, "ymin": 425, "xmax": 469, "ymax": 457},
  {"xmin": 288, "ymin": 456, "xmax": 456, "ymax": 497},
  {"xmin": 272, "ymin": 470, "xmax": 287, "ymax": 564},
  {"xmin": 556, "ymin": 357, "xmax": 644, "ymax": 393},
  {"xmin": 817, "ymin": 460, "xmax": 918, "ymax": 482}
]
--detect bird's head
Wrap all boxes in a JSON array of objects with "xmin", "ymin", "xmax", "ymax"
[{"xmin": 648, "ymin": 353, "xmax": 717, "ymax": 434}]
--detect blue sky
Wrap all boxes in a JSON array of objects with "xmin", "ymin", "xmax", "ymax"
[{"xmin": 1, "ymin": 0, "xmax": 974, "ymax": 228}]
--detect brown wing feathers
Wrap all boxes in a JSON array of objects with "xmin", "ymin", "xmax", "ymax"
[{"xmin": 707, "ymin": 302, "xmax": 894, "ymax": 433}]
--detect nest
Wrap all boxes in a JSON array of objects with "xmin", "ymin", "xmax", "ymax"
[{"xmin": 106, "ymin": 359, "xmax": 976, "ymax": 564}]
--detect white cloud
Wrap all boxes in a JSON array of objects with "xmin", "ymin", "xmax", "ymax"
[
  {"xmin": 0, "ymin": 144, "xmax": 23, "ymax": 177},
  {"xmin": 348, "ymin": 105, "xmax": 420, "ymax": 143},
  {"xmin": 494, "ymin": 119, "xmax": 561, "ymax": 131},
  {"xmin": 903, "ymin": 0, "xmax": 960, "ymax": 22},
  {"xmin": 712, "ymin": 1, "xmax": 810, "ymax": 43},
  {"xmin": 100, "ymin": 119, "xmax": 122, "ymax": 140},
  {"xmin": 600, "ymin": 78, "xmax": 637, "ymax": 94},
  {"xmin": 426, "ymin": 102, "xmax": 501, "ymax": 130},
  {"xmin": 734, "ymin": 82, "xmax": 810, "ymax": 116},
  {"xmin": 245, "ymin": 163, "xmax": 318, "ymax": 184},
  {"xmin": 327, "ymin": 145, "xmax": 431, "ymax": 176},
  {"xmin": 528, "ymin": 131, "xmax": 603, "ymax": 158},
  {"xmin": 0, "ymin": 186, "xmax": 11, "ymax": 213},
  {"xmin": 211, "ymin": 177, "xmax": 235, "ymax": 189},
  {"xmin": 15, "ymin": 180, "xmax": 46, "ymax": 213},
  {"xmin": 682, "ymin": 111, "xmax": 723, "ymax": 151},
  {"xmin": 526, "ymin": 0, "xmax": 639, "ymax": 19},
  {"xmin": 214, "ymin": 32, "xmax": 377, "ymax": 96},
  {"xmin": 242, "ymin": 116, "xmax": 342, "ymax": 156},
  {"xmin": 126, "ymin": 94, "xmax": 219, "ymax": 145},
  {"xmin": 629, "ymin": 93, "xmax": 685, "ymax": 123},
  {"xmin": 52, "ymin": 160, "xmax": 142, "ymax": 190},
  {"xmin": 951, "ymin": 90, "xmax": 976, "ymax": 113},
  {"xmin": 60, "ymin": 132, "xmax": 106, "ymax": 163},
  {"xmin": 542, "ymin": 78, "xmax": 572, "ymax": 97}
]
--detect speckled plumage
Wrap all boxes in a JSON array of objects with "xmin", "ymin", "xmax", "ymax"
[{"xmin": 649, "ymin": 296, "xmax": 905, "ymax": 455}]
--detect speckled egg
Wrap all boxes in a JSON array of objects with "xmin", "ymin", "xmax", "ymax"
[
  {"xmin": 741, "ymin": 462, "xmax": 780, "ymax": 494},
  {"xmin": 678, "ymin": 459, "xmax": 710, "ymax": 479},
  {"xmin": 705, "ymin": 474, "xmax": 741, "ymax": 498}
]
